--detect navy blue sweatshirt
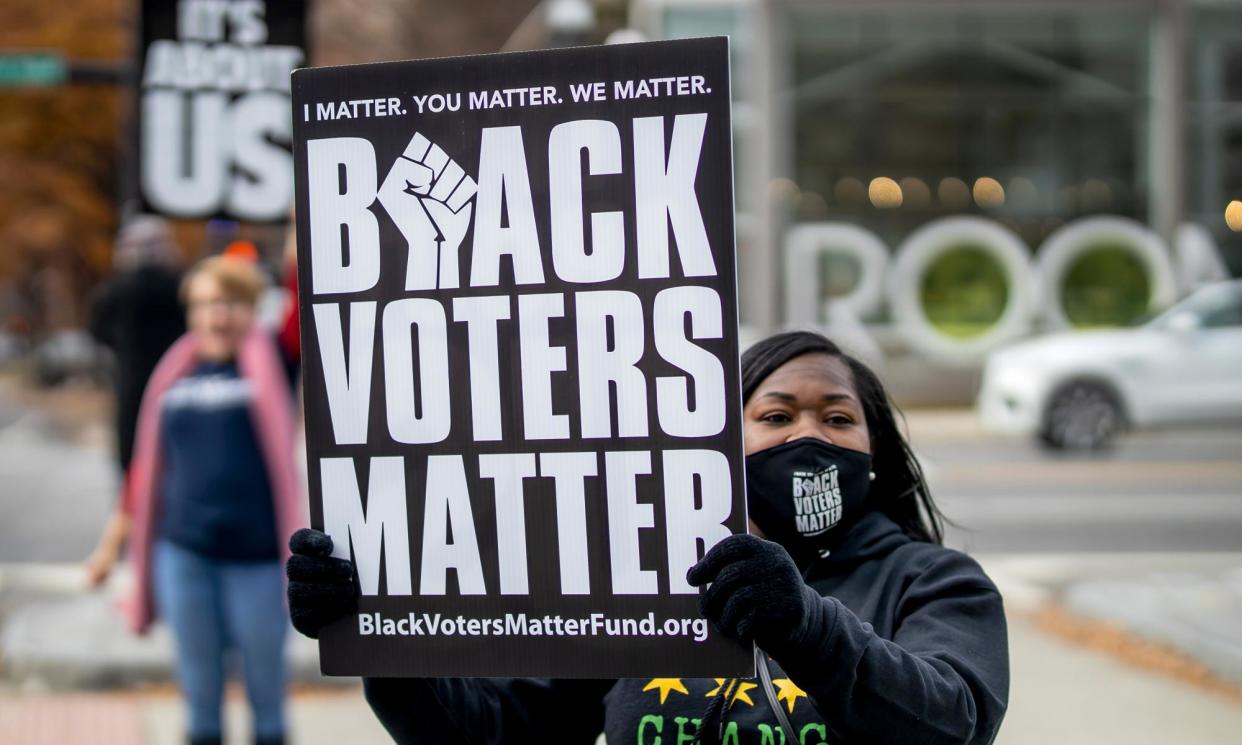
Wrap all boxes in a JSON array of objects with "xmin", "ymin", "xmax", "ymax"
[
  {"xmin": 157, "ymin": 360, "xmax": 279, "ymax": 561},
  {"xmin": 361, "ymin": 511, "xmax": 1009, "ymax": 744}
]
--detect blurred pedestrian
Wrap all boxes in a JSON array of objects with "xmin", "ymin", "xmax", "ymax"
[
  {"xmin": 287, "ymin": 331, "xmax": 1009, "ymax": 745},
  {"xmin": 276, "ymin": 214, "xmax": 301, "ymax": 372},
  {"xmin": 86, "ymin": 256, "xmax": 304, "ymax": 745},
  {"xmin": 87, "ymin": 215, "xmax": 186, "ymax": 472}
]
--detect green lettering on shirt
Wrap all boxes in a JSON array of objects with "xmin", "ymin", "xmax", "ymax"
[
  {"xmin": 758, "ymin": 723, "xmax": 787, "ymax": 745},
  {"xmin": 800, "ymin": 723, "xmax": 828, "ymax": 745},
  {"xmin": 673, "ymin": 716, "xmax": 702, "ymax": 744},
  {"xmin": 637, "ymin": 714, "xmax": 664, "ymax": 745}
]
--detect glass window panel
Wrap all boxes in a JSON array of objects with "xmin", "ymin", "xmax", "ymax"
[{"xmin": 786, "ymin": 3, "xmax": 1152, "ymax": 250}]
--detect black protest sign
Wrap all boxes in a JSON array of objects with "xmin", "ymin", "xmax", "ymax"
[
  {"xmin": 136, "ymin": 0, "xmax": 305, "ymax": 221},
  {"xmin": 292, "ymin": 37, "xmax": 749, "ymax": 678}
]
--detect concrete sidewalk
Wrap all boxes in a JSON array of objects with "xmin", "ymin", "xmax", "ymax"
[
  {"xmin": 0, "ymin": 565, "xmax": 337, "ymax": 691},
  {"xmin": 7, "ymin": 555, "xmax": 1240, "ymax": 688},
  {"xmin": 985, "ymin": 553, "xmax": 1242, "ymax": 685},
  {"xmin": 984, "ymin": 554, "xmax": 1242, "ymax": 743},
  {"xmin": 2, "ymin": 612, "xmax": 1239, "ymax": 745},
  {"xmin": 0, "ymin": 561, "xmax": 390, "ymax": 743},
  {"xmin": 998, "ymin": 611, "xmax": 1242, "ymax": 745},
  {"xmin": 3, "ymin": 557, "xmax": 1240, "ymax": 744},
  {"xmin": 0, "ymin": 687, "xmax": 390, "ymax": 745}
]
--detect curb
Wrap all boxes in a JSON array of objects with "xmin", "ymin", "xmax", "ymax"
[
  {"xmin": 5, "ymin": 556, "xmax": 1241, "ymax": 690},
  {"xmin": 0, "ymin": 563, "xmax": 356, "ymax": 692},
  {"xmin": 978, "ymin": 553, "xmax": 1242, "ymax": 686}
]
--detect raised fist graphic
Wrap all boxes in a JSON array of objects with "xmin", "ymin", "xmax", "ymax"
[{"xmin": 377, "ymin": 132, "xmax": 478, "ymax": 290}]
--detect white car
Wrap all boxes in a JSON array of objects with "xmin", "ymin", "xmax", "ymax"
[{"xmin": 978, "ymin": 279, "xmax": 1242, "ymax": 449}]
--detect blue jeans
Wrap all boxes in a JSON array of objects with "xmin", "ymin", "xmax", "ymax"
[{"xmin": 153, "ymin": 540, "xmax": 288, "ymax": 742}]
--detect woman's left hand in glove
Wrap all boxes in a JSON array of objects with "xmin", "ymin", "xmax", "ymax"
[
  {"xmin": 686, "ymin": 533, "xmax": 819, "ymax": 654},
  {"xmin": 287, "ymin": 528, "xmax": 358, "ymax": 639}
]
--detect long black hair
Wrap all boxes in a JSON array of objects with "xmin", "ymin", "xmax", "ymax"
[{"xmin": 741, "ymin": 330, "xmax": 944, "ymax": 544}]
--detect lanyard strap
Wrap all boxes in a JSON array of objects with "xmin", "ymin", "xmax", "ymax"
[{"xmin": 756, "ymin": 645, "xmax": 800, "ymax": 745}]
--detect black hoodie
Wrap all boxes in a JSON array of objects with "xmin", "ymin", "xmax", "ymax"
[
  {"xmin": 362, "ymin": 511, "xmax": 1009, "ymax": 744},
  {"xmin": 88, "ymin": 264, "xmax": 186, "ymax": 471}
]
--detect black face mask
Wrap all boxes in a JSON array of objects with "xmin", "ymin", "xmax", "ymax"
[{"xmin": 746, "ymin": 438, "xmax": 873, "ymax": 558}]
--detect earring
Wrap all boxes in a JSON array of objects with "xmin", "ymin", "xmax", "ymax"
[{"xmin": 868, "ymin": 471, "xmax": 876, "ymax": 481}]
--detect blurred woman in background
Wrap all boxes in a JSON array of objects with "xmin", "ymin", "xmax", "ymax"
[{"xmin": 85, "ymin": 256, "xmax": 303, "ymax": 745}]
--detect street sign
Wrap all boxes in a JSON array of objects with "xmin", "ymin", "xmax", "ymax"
[{"xmin": 0, "ymin": 52, "xmax": 66, "ymax": 87}]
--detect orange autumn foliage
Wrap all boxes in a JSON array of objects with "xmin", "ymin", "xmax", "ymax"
[{"xmin": 0, "ymin": 0, "xmax": 127, "ymax": 330}]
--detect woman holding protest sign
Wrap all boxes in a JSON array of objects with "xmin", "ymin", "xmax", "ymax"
[
  {"xmin": 87, "ymin": 255, "xmax": 304, "ymax": 745},
  {"xmin": 288, "ymin": 330, "xmax": 1009, "ymax": 745}
]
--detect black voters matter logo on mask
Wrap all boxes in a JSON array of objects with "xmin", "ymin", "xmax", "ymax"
[
  {"xmin": 291, "ymin": 38, "xmax": 750, "ymax": 679},
  {"xmin": 792, "ymin": 466, "xmax": 844, "ymax": 536}
]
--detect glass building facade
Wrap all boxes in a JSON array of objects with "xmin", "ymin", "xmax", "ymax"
[{"xmin": 632, "ymin": 0, "xmax": 1240, "ymax": 358}]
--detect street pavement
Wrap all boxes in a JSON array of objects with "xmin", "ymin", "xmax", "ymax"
[
  {"xmin": 4, "ymin": 389, "xmax": 1240, "ymax": 562},
  {"xmin": 906, "ymin": 411, "xmax": 1242, "ymax": 554},
  {"xmin": 1, "ymin": 385, "xmax": 1240, "ymax": 743},
  {"xmin": 0, "ymin": 393, "xmax": 116, "ymax": 563}
]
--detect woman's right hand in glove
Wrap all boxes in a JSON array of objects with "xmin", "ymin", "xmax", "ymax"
[{"xmin": 287, "ymin": 528, "xmax": 358, "ymax": 638}]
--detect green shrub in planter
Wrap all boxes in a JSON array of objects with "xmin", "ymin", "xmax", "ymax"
[
  {"xmin": 1060, "ymin": 244, "xmax": 1151, "ymax": 327},
  {"xmin": 919, "ymin": 245, "xmax": 1009, "ymax": 339}
]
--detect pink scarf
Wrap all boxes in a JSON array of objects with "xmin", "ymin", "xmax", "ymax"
[{"xmin": 122, "ymin": 329, "xmax": 305, "ymax": 634}]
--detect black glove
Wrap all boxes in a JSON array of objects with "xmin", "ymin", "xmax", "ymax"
[
  {"xmin": 686, "ymin": 534, "xmax": 818, "ymax": 654},
  {"xmin": 287, "ymin": 528, "xmax": 358, "ymax": 639}
]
